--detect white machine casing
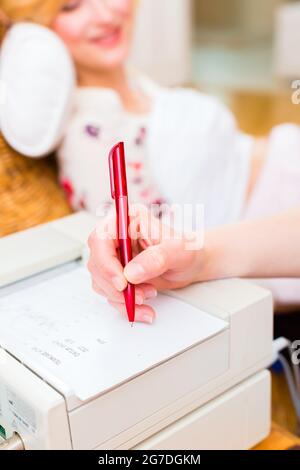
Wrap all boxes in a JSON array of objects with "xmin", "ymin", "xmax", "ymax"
[{"xmin": 0, "ymin": 213, "xmax": 273, "ymax": 450}]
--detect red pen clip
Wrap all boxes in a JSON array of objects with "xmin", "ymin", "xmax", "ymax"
[
  {"xmin": 109, "ymin": 146, "xmax": 117, "ymax": 200},
  {"xmin": 109, "ymin": 142, "xmax": 128, "ymax": 199},
  {"xmin": 108, "ymin": 142, "xmax": 135, "ymax": 324}
]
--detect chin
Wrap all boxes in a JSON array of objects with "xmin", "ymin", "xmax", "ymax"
[
  {"xmin": 93, "ymin": 47, "xmax": 130, "ymax": 70},
  {"xmin": 81, "ymin": 41, "xmax": 130, "ymax": 70}
]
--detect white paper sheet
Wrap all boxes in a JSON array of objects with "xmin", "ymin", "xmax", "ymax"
[{"xmin": 0, "ymin": 266, "xmax": 227, "ymax": 401}]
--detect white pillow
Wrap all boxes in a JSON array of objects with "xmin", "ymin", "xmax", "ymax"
[{"xmin": 0, "ymin": 23, "xmax": 75, "ymax": 157}]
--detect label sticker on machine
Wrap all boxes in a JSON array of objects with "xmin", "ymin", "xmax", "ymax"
[
  {"xmin": 6, "ymin": 387, "xmax": 37, "ymax": 436},
  {"xmin": 0, "ymin": 266, "xmax": 227, "ymax": 402}
]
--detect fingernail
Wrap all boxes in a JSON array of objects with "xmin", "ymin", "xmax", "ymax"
[
  {"xmin": 112, "ymin": 276, "xmax": 127, "ymax": 292},
  {"xmin": 142, "ymin": 314, "xmax": 153, "ymax": 324},
  {"xmin": 136, "ymin": 294, "xmax": 144, "ymax": 305},
  {"xmin": 124, "ymin": 262, "xmax": 145, "ymax": 282},
  {"xmin": 146, "ymin": 288, "xmax": 158, "ymax": 299}
]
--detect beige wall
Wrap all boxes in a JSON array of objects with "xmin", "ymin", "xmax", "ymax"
[
  {"xmin": 194, "ymin": 0, "xmax": 239, "ymax": 29},
  {"xmin": 130, "ymin": 0, "xmax": 192, "ymax": 85},
  {"xmin": 241, "ymin": 0, "xmax": 285, "ymax": 38},
  {"xmin": 194, "ymin": 0, "xmax": 286, "ymax": 38}
]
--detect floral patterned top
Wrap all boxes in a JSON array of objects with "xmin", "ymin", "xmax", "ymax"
[{"xmin": 57, "ymin": 82, "xmax": 166, "ymax": 217}]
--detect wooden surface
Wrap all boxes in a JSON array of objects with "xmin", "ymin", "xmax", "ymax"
[
  {"xmin": 229, "ymin": 88, "xmax": 300, "ymax": 136},
  {"xmin": 272, "ymin": 372, "xmax": 298, "ymax": 434},
  {"xmin": 254, "ymin": 423, "xmax": 300, "ymax": 450}
]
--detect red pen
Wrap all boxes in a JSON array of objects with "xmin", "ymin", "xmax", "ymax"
[{"xmin": 109, "ymin": 142, "xmax": 135, "ymax": 324}]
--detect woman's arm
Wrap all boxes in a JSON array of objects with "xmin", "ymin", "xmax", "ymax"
[
  {"xmin": 204, "ymin": 208, "xmax": 300, "ymax": 281},
  {"xmin": 87, "ymin": 207, "xmax": 300, "ymax": 323}
]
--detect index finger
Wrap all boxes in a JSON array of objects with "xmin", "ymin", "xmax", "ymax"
[{"xmin": 88, "ymin": 215, "xmax": 127, "ymax": 292}]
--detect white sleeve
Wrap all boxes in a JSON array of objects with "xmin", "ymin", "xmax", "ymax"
[
  {"xmin": 148, "ymin": 88, "xmax": 253, "ymax": 227},
  {"xmin": 0, "ymin": 23, "xmax": 75, "ymax": 158}
]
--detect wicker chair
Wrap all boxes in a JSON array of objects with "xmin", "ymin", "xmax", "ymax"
[{"xmin": 0, "ymin": 133, "xmax": 72, "ymax": 237}]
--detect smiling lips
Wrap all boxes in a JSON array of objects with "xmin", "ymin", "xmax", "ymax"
[{"xmin": 90, "ymin": 26, "xmax": 123, "ymax": 48}]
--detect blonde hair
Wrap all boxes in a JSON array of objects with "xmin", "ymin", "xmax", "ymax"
[{"xmin": 0, "ymin": 0, "xmax": 64, "ymax": 40}]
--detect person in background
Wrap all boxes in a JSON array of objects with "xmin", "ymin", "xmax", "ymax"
[{"xmin": 1, "ymin": 0, "xmax": 300, "ymax": 305}]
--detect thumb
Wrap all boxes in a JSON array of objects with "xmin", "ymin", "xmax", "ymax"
[{"xmin": 124, "ymin": 244, "xmax": 171, "ymax": 284}]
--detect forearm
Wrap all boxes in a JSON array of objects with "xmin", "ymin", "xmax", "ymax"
[{"xmin": 201, "ymin": 208, "xmax": 300, "ymax": 281}]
